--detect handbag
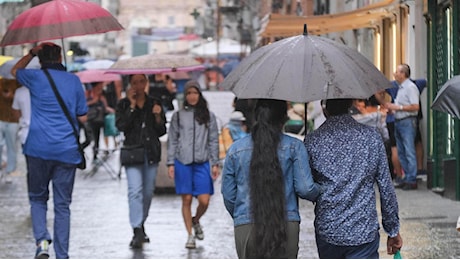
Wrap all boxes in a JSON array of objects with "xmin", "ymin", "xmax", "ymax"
[
  {"xmin": 120, "ymin": 144, "xmax": 145, "ymax": 165},
  {"xmin": 120, "ymin": 109, "xmax": 146, "ymax": 166},
  {"xmin": 43, "ymin": 69, "xmax": 86, "ymax": 169},
  {"xmin": 87, "ymin": 101, "xmax": 105, "ymax": 124}
]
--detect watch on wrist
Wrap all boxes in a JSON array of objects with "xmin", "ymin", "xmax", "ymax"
[{"xmin": 29, "ymin": 49, "xmax": 36, "ymax": 57}]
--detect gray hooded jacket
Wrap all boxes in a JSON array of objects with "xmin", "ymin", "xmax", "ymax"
[{"xmin": 167, "ymin": 106, "xmax": 219, "ymax": 166}]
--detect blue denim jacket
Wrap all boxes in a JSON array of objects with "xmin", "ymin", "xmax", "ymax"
[{"xmin": 221, "ymin": 134, "xmax": 320, "ymax": 227}]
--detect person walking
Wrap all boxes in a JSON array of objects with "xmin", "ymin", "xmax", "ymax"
[
  {"xmin": 86, "ymin": 81, "xmax": 115, "ymax": 160},
  {"xmin": 304, "ymin": 99, "xmax": 402, "ymax": 259},
  {"xmin": 11, "ymin": 42, "xmax": 88, "ymax": 259},
  {"xmin": 222, "ymin": 99, "xmax": 320, "ymax": 258},
  {"xmin": 166, "ymin": 80, "xmax": 220, "ymax": 249},
  {"xmin": 0, "ymin": 78, "xmax": 20, "ymax": 184},
  {"xmin": 385, "ymin": 64, "xmax": 420, "ymax": 190},
  {"xmin": 115, "ymin": 74, "xmax": 167, "ymax": 249},
  {"xmin": 11, "ymin": 85, "xmax": 30, "ymax": 147},
  {"xmin": 221, "ymin": 110, "xmax": 248, "ymax": 154}
]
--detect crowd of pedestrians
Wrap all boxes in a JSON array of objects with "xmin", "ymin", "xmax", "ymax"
[{"xmin": 1, "ymin": 42, "xmax": 426, "ymax": 259}]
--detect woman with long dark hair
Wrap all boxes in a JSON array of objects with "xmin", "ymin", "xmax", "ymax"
[
  {"xmin": 167, "ymin": 80, "xmax": 220, "ymax": 249},
  {"xmin": 222, "ymin": 99, "xmax": 320, "ymax": 258}
]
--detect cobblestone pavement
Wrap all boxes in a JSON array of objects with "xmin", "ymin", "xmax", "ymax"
[{"xmin": 0, "ymin": 150, "xmax": 459, "ymax": 258}]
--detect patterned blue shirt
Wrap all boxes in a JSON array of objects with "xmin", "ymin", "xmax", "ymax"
[{"xmin": 304, "ymin": 114, "xmax": 399, "ymax": 246}]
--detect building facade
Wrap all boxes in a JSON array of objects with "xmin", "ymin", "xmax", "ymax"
[{"xmin": 426, "ymin": 0, "xmax": 460, "ymax": 200}]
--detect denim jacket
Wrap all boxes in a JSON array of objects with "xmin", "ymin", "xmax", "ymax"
[{"xmin": 221, "ymin": 134, "xmax": 320, "ymax": 227}]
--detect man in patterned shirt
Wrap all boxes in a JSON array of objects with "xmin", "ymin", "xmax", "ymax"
[{"xmin": 304, "ymin": 99, "xmax": 402, "ymax": 258}]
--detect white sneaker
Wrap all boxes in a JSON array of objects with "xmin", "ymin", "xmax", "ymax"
[
  {"xmin": 185, "ymin": 235, "xmax": 196, "ymax": 249},
  {"xmin": 3, "ymin": 174, "xmax": 12, "ymax": 184},
  {"xmin": 192, "ymin": 217, "xmax": 204, "ymax": 240}
]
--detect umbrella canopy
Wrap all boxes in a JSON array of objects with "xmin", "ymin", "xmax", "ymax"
[
  {"xmin": 82, "ymin": 59, "xmax": 115, "ymax": 70},
  {"xmin": 75, "ymin": 69, "xmax": 121, "ymax": 83},
  {"xmin": 0, "ymin": 0, "xmax": 123, "ymax": 46},
  {"xmin": 190, "ymin": 38, "xmax": 249, "ymax": 57},
  {"xmin": 0, "ymin": 55, "xmax": 14, "ymax": 66},
  {"xmin": 431, "ymin": 75, "xmax": 460, "ymax": 118},
  {"xmin": 0, "ymin": 57, "xmax": 41, "ymax": 79},
  {"xmin": 106, "ymin": 54, "xmax": 205, "ymax": 75},
  {"xmin": 220, "ymin": 26, "xmax": 392, "ymax": 103}
]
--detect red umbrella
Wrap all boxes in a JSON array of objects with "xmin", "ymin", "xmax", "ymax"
[{"xmin": 0, "ymin": 0, "xmax": 123, "ymax": 46}]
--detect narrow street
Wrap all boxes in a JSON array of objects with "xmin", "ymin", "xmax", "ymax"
[{"xmin": 0, "ymin": 149, "xmax": 459, "ymax": 258}]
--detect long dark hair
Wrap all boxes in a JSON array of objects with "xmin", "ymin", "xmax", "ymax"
[
  {"xmin": 249, "ymin": 99, "xmax": 288, "ymax": 258},
  {"xmin": 183, "ymin": 85, "xmax": 210, "ymax": 127}
]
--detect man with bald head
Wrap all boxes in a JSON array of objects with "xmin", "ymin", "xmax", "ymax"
[{"xmin": 385, "ymin": 64, "xmax": 420, "ymax": 190}]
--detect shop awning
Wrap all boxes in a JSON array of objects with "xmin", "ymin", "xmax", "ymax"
[{"xmin": 260, "ymin": 0, "xmax": 399, "ymax": 39}]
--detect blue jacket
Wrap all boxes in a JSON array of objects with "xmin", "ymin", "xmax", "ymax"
[{"xmin": 221, "ymin": 134, "xmax": 320, "ymax": 227}]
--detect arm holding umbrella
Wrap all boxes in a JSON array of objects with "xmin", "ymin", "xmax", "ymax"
[
  {"xmin": 10, "ymin": 44, "xmax": 43, "ymax": 78},
  {"xmin": 10, "ymin": 42, "xmax": 88, "ymax": 124}
]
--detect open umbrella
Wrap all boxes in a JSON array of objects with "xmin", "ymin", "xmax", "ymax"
[
  {"xmin": 75, "ymin": 69, "xmax": 121, "ymax": 83},
  {"xmin": 190, "ymin": 38, "xmax": 249, "ymax": 58},
  {"xmin": 431, "ymin": 75, "xmax": 460, "ymax": 118},
  {"xmin": 105, "ymin": 54, "xmax": 205, "ymax": 75},
  {"xmin": 220, "ymin": 25, "xmax": 392, "ymax": 103},
  {"xmin": 0, "ymin": 0, "xmax": 123, "ymax": 68},
  {"xmin": 0, "ymin": 55, "xmax": 14, "ymax": 66},
  {"xmin": 0, "ymin": 0, "xmax": 123, "ymax": 47},
  {"xmin": 82, "ymin": 59, "xmax": 115, "ymax": 70},
  {"xmin": 0, "ymin": 57, "xmax": 41, "ymax": 79}
]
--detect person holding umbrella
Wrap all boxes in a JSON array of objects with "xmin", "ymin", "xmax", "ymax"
[
  {"xmin": 115, "ymin": 74, "xmax": 166, "ymax": 249},
  {"xmin": 304, "ymin": 99, "xmax": 402, "ymax": 258},
  {"xmin": 221, "ymin": 99, "xmax": 320, "ymax": 258},
  {"xmin": 11, "ymin": 42, "xmax": 88, "ymax": 259}
]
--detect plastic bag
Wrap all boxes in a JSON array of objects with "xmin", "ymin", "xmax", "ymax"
[
  {"xmin": 104, "ymin": 113, "xmax": 119, "ymax": 136},
  {"xmin": 394, "ymin": 250, "xmax": 402, "ymax": 259}
]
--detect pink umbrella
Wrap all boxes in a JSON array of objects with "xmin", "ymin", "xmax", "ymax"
[
  {"xmin": 0, "ymin": 0, "xmax": 123, "ymax": 46},
  {"xmin": 75, "ymin": 69, "xmax": 121, "ymax": 83}
]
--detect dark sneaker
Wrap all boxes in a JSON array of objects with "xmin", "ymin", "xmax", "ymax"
[
  {"xmin": 402, "ymin": 183, "xmax": 418, "ymax": 190},
  {"xmin": 185, "ymin": 235, "xmax": 196, "ymax": 249},
  {"xmin": 129, "ymin": 228, "xmax": 143, "ymax": 249},
  {"xmin": 394, "ymin": 182, "xmax": 406, "ymax": 189},
  {"xmin": 141, "ymin": 225, "xmax": 150, "ymax": 243},
  {"xmin": 192, "ymin": 217, "xmax": 204, "ymax": 240},
  {"xmin": 35, "ymin": 240, "xmax": 49, "ymax": 259},
  {"xmin": 417, "ymin": 170, "xmax": 427, "ymax": 176}
]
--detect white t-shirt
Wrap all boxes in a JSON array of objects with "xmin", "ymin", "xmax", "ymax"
[
  {"xmin": 307, "ymin": 100, "xmax": 326, "ymax": 130},
  {"xmin": 11, "ymin": 86, "xmax": 31, "ymax": 144}
]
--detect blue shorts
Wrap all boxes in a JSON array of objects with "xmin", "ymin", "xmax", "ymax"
[{"xmin": 174, "ymin": 160, "xmax": 214, "ymax": 196}]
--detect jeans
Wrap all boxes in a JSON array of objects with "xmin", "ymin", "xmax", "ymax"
[
  {"xmin": 0, "ymin": 121, "xmax": 19, "ymax": 173},
  {"xmin": 125, "ymin": 159, "xmax": 158, "ymax": 228},
  {"xmin": 315, "ymin": 232, "xmax": 380, "ymax": 259},
  {"xmin": 394, "ymin": 117, "xmax": 417, "ymax": 184},
  {"xmin": 26, "ymin": 155, "xmax": 76, "ymax": 259}
]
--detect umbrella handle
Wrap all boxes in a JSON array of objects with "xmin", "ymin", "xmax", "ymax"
[{"xmin": 61, "ymin": 38, "xmax": 68, "ymax": 70}]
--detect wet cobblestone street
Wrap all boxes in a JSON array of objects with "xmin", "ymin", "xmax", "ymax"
[{"xmin": 1, "ymin": 150, "xmax": 460, "ymax": 258}]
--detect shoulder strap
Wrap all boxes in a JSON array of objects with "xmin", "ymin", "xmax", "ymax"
[{"xmin": 43, "ymin": 69, "xmax": 82, "ymax": 148}]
